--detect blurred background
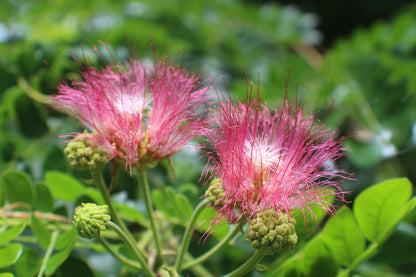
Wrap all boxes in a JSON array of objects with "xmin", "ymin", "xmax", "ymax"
[{"xmin": 1, "ymin": 0, "xmax": 416, "ymax": 276}]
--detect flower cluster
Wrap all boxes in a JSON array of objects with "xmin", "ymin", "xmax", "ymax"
[
  {"xmin": 53, "ymin": 53, "xmax": 210, "ymax": 171},
  {"xmin": 204, "ymin": 91, "xmax": 350, "ymax": 226},
  {"xmin": 54, "ymin": 45, "xmax": 351, "ymax": 248}
]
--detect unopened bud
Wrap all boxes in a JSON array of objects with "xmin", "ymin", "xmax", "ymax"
[
  {"xmin": 73, "ymin": 203, "xmax": 111, "ymax": 239},
  {"xmin": 205, "ymin": 178, "xmax": 226, "ymax": 207},
  {"xmin": 247, "ymin": 209, "xmax": 297, "ymax": 255},
  {"xmin": 64, "ymin": 132, "xmax": 109, "ymax": 170}
]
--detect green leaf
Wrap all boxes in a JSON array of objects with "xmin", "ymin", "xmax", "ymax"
[
  {"xmin": 45, "ymin": 239, "xmax": 76, "ymax": 276},
  {"xmin": 152, "ymin": 188, "xmax": 172, "ymax": 218},
  {"xmin": 44, "ymin": 171, "xmax": 84, "ymax": 202},
  {"xmin": 34, "ymin": 184, "xmax": 53, "ymax": 212},
  {"xmin": 173, "ymin": 193, "xmax": 194, "ymax": 223},
  {"xmin": 302, "ymin": 236, "xmax": 338, "ymax": 277},
  {"xmin": 0, "ymin": 224, "xmax": 26, "ymax": 246},
  {"xmin": 293, "ymin": 188, "xmax": 336, "ymax": 239},
  {"xmin": 83, "ymin": 187, "xmax": 105, "ymax": 205},
  {"xmin": 196, "ymin": 207, "xmax": 229, "ymax": 240},
  {"xmin": 55, "ymin": 228, "xmax": 77, "ymax": 251},
  {"xmin": 152, "ymin": 187, "xmax": 195, "ymax": 224},
  {"xmin": 0, "ymin": 243, "xmax": 22, "ymax": 268},
  {"xmin": 322, "ymin": 206, "xmax": 366, "ymax": 266},
  {"xmin": 354, "ymin": 178, "xmax": 412, "ymax": 242},
  {"xmin": 268, "ymin": 257, "xmax": 302, "ymax": 277},
  {"xmin": 50, "ymin": 257, "xmax": 94, "ymax": 277},
  {"xmin": 371, "ymin": 222, "xmax": 416, "ymax": 265},
  {"xmin": 13, "ymin": 246, "xmax": 42, "ymax": 276},
  {"xmin": 31, "ymin": 213, "xmax": 51, "ymax": 250},
  {"xmin": 2, "ymin": 170, "xmax": 33, "ymax": 207},
  {"xmin": 163, "ymin": 187, "xmax": 181, "ymax": 219},
  {"xmin": 152, "ymin": 187, "xmax": 178, "ymax": 220},
  {"xmin": 116, "ymin": 204, "xmax": 146, "ymax": 226},
  {"xmin": 0, "ymin": 273, "xmax": 14, "ymax": 277},
  {"xmin": 403, "ymin": 196, "xmax": 416, "ymax": 222}
]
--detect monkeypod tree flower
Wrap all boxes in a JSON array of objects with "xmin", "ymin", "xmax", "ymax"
[
  {"xmin": 53, "ymin": 47, "xmax": 211, "ymax": 171},
  {"xmin": 204, "ymin": 90, "xmax": 350, "ymax": 232}
]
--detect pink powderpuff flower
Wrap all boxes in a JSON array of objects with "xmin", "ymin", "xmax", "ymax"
[
  {"xmin": 204, "ymin": 86, "xmax": 352, "ymax": 226},
  {"xmin": 53, "ymin": 48, "xmax": 211, "ymax": 171}
]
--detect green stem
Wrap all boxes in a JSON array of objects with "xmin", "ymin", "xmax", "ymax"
[
  {"xmin": 107, "ymin": 221, "xmax": 156, "ymax": 277},
  {"xmin": 222, "ymin": 250, "xmax": 266, "ymax": 277},
  {"xmin": 90, "ymin": 169, "xmax": 124, "ymax": 230},
  {"xmin": 97, "ymin": 236, "xmax": 142, "ymax": 269},
  {"xmin": 182, "ymin": 219, "xmax": 245, "ymax": 270},
  {"xmin": 89, "ymin": 168, "xmax": 147, "ymax": 260},
  {"xmin": 175, "ymin": 198, "xmax": 209, "ymax": 272},
  {"xmin": 138, "ymin": 170, "xmax": 164, "ymax": 264},
  {"xmin": 18, "ymin": 77, "xmax": 53, "ymax": 105},
  {"xmin": 37, "ymin": 230, "xmax": 59, "ymax": 277},
  {"xmin": 349, "ymin": 242, "xmax": 379, "ymax": 271}
]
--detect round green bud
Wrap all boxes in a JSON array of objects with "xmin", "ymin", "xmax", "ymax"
[
  {"xmin": 247, "ymin": 209, "xmax": 298, "ymax": 255},
  {"xmin": 205, "ymin": 178, "xmax": 227, "ymax": 207},
  {"xmin": 64, "ymin": 132, "xmax": 109, "ymax": 170},
  {"xmin": 73, "ymin": 203, "xmax": 111, "ymax": 239}
]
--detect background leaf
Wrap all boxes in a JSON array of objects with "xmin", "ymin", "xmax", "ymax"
[
  {"xmin": 34, "ymin": 184, "xmax": 53, "ymax": 212},
  {"xmin": 302, "ymin": 236, "xmax": 338, "ymax": 277},
  {"xmin": 30, "ymin": 213, "xmax": 51, "ymax": 250},
  {"xmin": 0, "ymin": 224, "xmax": 26, "ymax": 246},
  {"xmin": 0, "ymin": 243, "xmax": 22, "ymax": 268},
  {"xmin": 173, "ymin": 193, "xmax": 194, "ymax": 223},
  {"xmin": 2, "ymin": 170, "xmax": 33, "ymax": 207},
  {"xmin": 45, "ymin": 239, "xmax": 77, "ymax": 276},
  {"xmin": 13, "ymin": 247, "xmax": 43, "ymax": 277},
  {"xmin": 44, "ymin": 171, "xmax": 85, "ymax": 202},
  {"xmin": 55, "ymin": 228, "xmax": 78, "ymax": 250},
  {"xmin": 321, "ymin": 206, "xmax": 366, "ymax": 266},
  {"xmin": 353, "ymin": 178, "xmax": 412, "ymax": 242}
]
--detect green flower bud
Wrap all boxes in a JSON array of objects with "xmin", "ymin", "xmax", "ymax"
[
  {"xmin": 64, "ymin": 132, "xmax": 109, "ymax": 170},
  {"xmin": 205, "ymin": 178, "xmax": 226, "ymax": 207},
  {"xmin": 73, "ymin": 203, "xmax": 111, "ymax": 239},
  {"xmin": 247, "ymin": 209, "xmax": 297, "ymax": 255}
]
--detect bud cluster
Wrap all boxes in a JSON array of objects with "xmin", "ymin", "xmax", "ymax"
[
  {"xmin": 73, "ymin": 203, "xmax": 111, "ymax": 239},
  {"xmin": 247, "ymin": 209, "xmax": 298, "ymax": 255},
  {"xmin": 64, "ymin": 133, "xmax": 110, "ymax": 170},
  {"xmin": 205, "ymin": 178, "xmax": 226, "ymax": 207}
]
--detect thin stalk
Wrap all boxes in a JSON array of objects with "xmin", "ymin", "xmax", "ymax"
[
  {"xmin": 348, "ymin": 242, "xmax": 379, "ymax": 271},
  {"xmin": 175, "ymin": 198, "xmax": 209, "ymax": 272},
  {"xmin": 222, "ymin": 250, "xmax": 266, "ymax": 277},
  {"xmin": 37, "ymin": 230, "xmax": 59, "ymax": 277},
  {"xmin": 107, "ymin": 221, "xmax": 156, "ymax": 277},
  {"xmin": 138, "ymin": 170, "xmax": 163, "ymax": 264},
  {"xmin": 182, "ymin": 219, "xmax": 245, "ymax": 270},
  {"xmin": 90, "ymin": 169, "xmax": 124, "ymax": 230},
  {"xmin": 97, "ymin": 236, "xmax": 142, "ymax": 269},
  {"xmin": 89, "ymin": 168, "xmax": 147, "ymax": 260}
]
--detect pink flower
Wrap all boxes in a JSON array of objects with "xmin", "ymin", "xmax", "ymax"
[
  {"xmin": 204, "ymin": 89, "xmax": 351, "ymax": 225},
  {"xmin": 53, "ymin": 50, "xmax": 211, "ymax": 170}
]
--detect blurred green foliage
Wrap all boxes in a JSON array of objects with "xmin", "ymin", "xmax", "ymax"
[{"xmin": 1, "ymin": 0, "xmax": 416, "ymax": 276}]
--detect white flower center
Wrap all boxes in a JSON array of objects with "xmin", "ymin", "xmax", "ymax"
[
  {"xmin": 245, "ymin": 140, "xmax": 281, "ymax": 173},
  {"xmin": 112, "ymin": 92, "xmax": 152, "ymax": 116}
]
